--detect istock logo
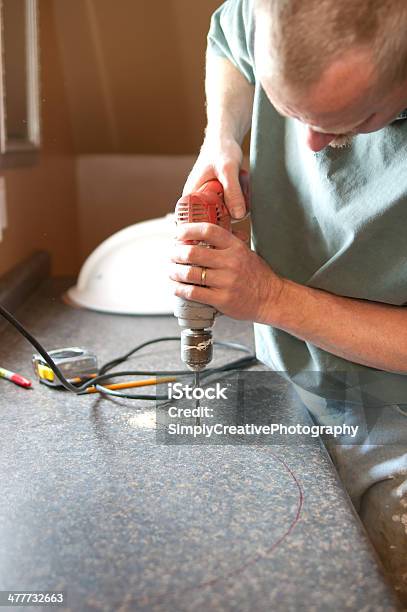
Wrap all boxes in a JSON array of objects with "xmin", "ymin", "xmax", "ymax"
[{"xmin": 168, "ymin": 382, "xmax": 229, "ymax": 400}]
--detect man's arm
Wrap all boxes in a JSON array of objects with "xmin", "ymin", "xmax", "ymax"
[
  {"xmin": 183, "ymin": 54, "xmax": 254, "ymax": 219},
  {"xmin": 171, "ymin": 223, "xmax": 407, "ymax": 375},
  {"xmin": 271, "ymin": 280, "xmax": 407, "ymax": 374},
  {"xmin": 204, "ymin": 53, "xmax": 254, "ymax": 148}
]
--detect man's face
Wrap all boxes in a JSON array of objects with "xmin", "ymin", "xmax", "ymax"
[{"xmin": 257, "ymin": 48, "xmax": 407, "ymax": 152}]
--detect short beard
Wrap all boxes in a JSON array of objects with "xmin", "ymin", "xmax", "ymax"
[{"xmin": 328, "ymin": 133, "xmax": 354, "ymax": 148}]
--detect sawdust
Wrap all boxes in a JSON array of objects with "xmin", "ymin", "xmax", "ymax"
[{"xmin": 128, "ymin": 411, "xmax": 156, "ymax": 430}]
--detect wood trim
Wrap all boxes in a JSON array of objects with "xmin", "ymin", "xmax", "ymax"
[{"xmin": 0, "ymin": 0, "xmax": 41, "ymax": 163}]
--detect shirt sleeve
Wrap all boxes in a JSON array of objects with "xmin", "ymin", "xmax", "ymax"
[{"xmin": 207, "ymin": 0, "xmax": 256, "ymax": 85}]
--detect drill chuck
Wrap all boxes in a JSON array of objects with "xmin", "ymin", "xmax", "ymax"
[{"xmin": 181, "ymin": 329, "xmax": 213, "ymax": 372}]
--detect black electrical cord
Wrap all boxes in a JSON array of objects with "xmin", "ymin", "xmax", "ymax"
[{"xmin": 0, "ymin": 303, "xmax": 258, "ymax": 400}]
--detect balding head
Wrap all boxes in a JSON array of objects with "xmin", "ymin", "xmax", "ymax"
[
  {"xmin": 255, "ymin": 0, "xmax": 407, "ymax": 94},
  {"xmin": 254, "ymin": 0, "xmax": 407, "ymax": 150}
]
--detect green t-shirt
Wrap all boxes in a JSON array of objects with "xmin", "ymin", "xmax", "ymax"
[{"xmin": 208, "ymin": 0, "xmax": 407, "ymax": 403}]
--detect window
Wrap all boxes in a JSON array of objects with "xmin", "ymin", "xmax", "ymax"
[{"xmin": 0, "ymin": 0, "xmax": 40, "ymax": 167}]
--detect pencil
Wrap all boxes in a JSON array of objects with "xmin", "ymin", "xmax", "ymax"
[
  {"xmin": 84, "ymin": 376, "xmax": 176, "ymax": 394},
  {"xmin": 0, "ymin": 366, "xmax": 32, "ymax": 389}
]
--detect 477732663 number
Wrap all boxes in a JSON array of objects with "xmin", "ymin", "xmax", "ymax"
[{"xmin": 0, "ymin": 592, "xmax": 65, "ymax": 606}]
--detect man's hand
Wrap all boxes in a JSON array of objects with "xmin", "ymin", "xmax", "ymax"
[
  {"xmin": 169, "ymin": 222, "xmax": 284, "ymax": 323},
  {"xmin": 183, "ymin": 138, "xmax": 247, "ymax": 220}
]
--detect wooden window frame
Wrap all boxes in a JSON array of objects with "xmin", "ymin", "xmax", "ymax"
[{"xmin": 0, "ymin": 0, "xmax": 40, "ymax": 168}]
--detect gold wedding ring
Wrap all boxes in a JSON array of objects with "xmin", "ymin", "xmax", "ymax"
[{"xmin": 200, "ymin": 267, "xmax": 207, "ymax": 287}]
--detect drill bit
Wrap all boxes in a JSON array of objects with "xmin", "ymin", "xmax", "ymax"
[{"xmin": 195, "ymin": 370, "xmax": 201, "ymax": 427}]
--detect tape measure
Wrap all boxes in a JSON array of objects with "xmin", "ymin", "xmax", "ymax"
[{"xmin": 32, "ymin": 347, "xmax": 98, "ymax": 387}]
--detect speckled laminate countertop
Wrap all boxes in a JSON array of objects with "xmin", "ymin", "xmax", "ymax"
[{"xmin": 0, "ymin": 278, "xmax": 401, "ymax": 611}]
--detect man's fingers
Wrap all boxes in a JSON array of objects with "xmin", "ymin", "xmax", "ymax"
[
  {"xmin": 239, "ymin": 169, "xmax": 251, "ymax": 212},
  {"xmin": 171, "ymin": 242, "xmax": 224, "ymax": 267},
  {"xmin": 175, "ymin": 223, "xmax": 233, "ymax": 249},
  {"xmin": 219, "ymin": 165, "xmax": 246, "ymax": 220},
  {"xmin": 169, "ymin": 263, "xmax": 203, "ymax": 286},
  {"xmin": 172, "ymin": 280, "xmax": 216, "ymax": 306},
  {"xmin": 169, "ymin": 263, "xmax": 224, "ymax": 288},
  {"xmin": 182, "ymin": 166, "xmax": 216, "ymax": 196}
]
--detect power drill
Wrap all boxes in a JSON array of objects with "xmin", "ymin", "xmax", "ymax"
[{"xmin": 173, "ymin": 179, "xmax": 232, "ymax": 374}]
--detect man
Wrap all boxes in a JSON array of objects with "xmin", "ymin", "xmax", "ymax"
[{"xmin": 169, "ymin": 0, "xmax": 407, "ymax": 600}]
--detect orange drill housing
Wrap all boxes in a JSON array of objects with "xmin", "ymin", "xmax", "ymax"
[{"xmin": 175, "ymin": 179, "xmax": 232, "ymax": 236}]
